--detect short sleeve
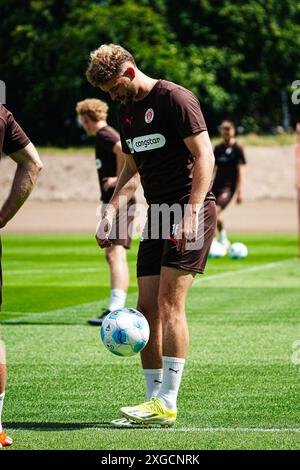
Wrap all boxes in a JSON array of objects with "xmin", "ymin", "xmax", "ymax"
[
  {"xmin": 2, "ymin": 107, "xmax": 30, "ymax": 155},
  {"xmin": 96, "ymin": 126, "xmax": 119, "ymax": 154},
  {"xmin": 236, "ymin": 145, "xmax": 246, "ymax": 164},
  {"xmin": 169, "ymin": 87, "xmax": 207, "ymax": 139}
]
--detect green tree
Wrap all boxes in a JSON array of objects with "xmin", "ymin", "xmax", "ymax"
[{"xmin": 1, "ymin": 0, "xmax": 299, "ymax": 145}]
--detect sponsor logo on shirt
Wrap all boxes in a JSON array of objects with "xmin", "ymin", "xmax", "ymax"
[
  {"xmin": 145, "ymin": 108, "xmax": 154, "ymax": 124},
  {"xmin": 126, "ymin": 134, "xmax": 166, "ymax": 153}
]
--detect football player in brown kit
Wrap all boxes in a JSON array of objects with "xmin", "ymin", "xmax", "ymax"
[
  {"xmin": 86, "ymin": 44, "xmax": 216, "ymax": 427},
  {"xmin": 211, "ymin": 120, "xmax": 246, "ymax": 250},
  {"xmin": 76, "ymin": 99, "xmax": 135, "ymax": 326},
  {"xmin": 0, "ymin": 104, "xmax": 43, "ymax": 446}
]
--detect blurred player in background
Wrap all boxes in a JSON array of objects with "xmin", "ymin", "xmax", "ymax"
[
  {"xmin": 76, "ymin": 99, "xmax": 135, "ymax": 326},
  {"xmin": 0, "ymin": 104, "xmax": 43, "ymax": 446},
  {"xmin": 212, "ymin": 120, "xmax": 246, "ymax": 250},
  {"xmin": 86, "ymin": 44, "xmax": 216, "ymax": 427}
]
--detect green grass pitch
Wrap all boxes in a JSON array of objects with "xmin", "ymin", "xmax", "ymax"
[{"xmin": 0, "ymin": 233, "xmax": 299, "ymax": 450}]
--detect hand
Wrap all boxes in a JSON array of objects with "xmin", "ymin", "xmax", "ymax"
[
  {"xmin": 102, "ymin": 177, "xmax": 117, "ymax": 192},
  {"xmin": 175, "ymin": 208, "xmax": 199, "ymax": 253},
  {"xmin": 95, "ymin": 214, "xmax": 113, "ymax": 248},
  {"xmin": 236, "ymin": 190, "xmax": 243, "ymax": 204}
]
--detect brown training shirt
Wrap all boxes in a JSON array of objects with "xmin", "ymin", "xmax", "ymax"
[
  {"xmin": 213, "ymin": 142, "xmax": 246, "ymax": 192},
  {"xmin": 119, "ymin": 79, "xmax": 215, "ymax": 205},
  {"xmin": 0, "ymin": 104, "xmax": 30, "ymax": 156},
  {"xmin": 0, "ymin": 104, "xmax": 30, "ymax": 305},
  {"xmin": 95, "ymin": 125, "xmax": 120, "ymax": 203}
]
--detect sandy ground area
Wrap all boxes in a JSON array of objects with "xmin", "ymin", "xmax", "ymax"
[
  {"xmin": 0, "ymin": 199, "xmax": 297, "ymax": 234},
  {"xmin": 0, "ymin": 145, "xmax": 298, "ymax": 233}
]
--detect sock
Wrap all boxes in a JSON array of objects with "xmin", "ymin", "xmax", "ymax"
[
  {"xmin": 220, "ymin": 229, "xmax": 228, "ymax": 243},
  {"xmin": 156, "ymin": 356, "xmax": 185, "ymax": 411},
  {"xmin": 109, "ymin": 289, "xmax": 127, "ymax": 312},
  {"xmin": 143, "ymin": 369, "xmax": 163, "ymax": 401},
  {"xmin": 0, "ymin": 392, "xmax": 5, "ymax": 432}
]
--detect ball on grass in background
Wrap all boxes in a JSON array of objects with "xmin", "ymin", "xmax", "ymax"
[
  {"xmin": 229, "ymin": 242, "xmax": 248, "ymax": 259},
  {"xmin": 208, "ymin": 239, "xmax": 227, "ymax": 259},
  {"xmin": 100, "ymin": 308, "xmax": 150, "ymax": 357}
]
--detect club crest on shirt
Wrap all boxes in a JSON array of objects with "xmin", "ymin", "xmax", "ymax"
[{"xmin": 145, "ymin": 108, "xmax": 154, "ymax": 124}]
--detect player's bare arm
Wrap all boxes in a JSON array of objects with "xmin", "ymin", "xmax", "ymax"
[
  {"xmin": 236, "ymin": 164, "xmax": 245, "ymax": 204},
  {"xmin": 96, "ymin": 154, "xmax": 139, "ymax": 248},
  {"xmin": 102, "ymin": 141, "xmax": 124, "ymax": 192},
  {"xmin": 105, "ymin": 153, "xmax": 139, "ymax": 215},
  {"xmin": 0, "ymin": 142, "xmax": 43, "ymax": 228},
  {"xmin": 175, "ymin": 131, "xmax": 215, "ymax": 252}
]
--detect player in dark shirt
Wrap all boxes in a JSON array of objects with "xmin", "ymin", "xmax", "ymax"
[
  {"xmin": 212, "ymin": 120, "xmax": 246, "ymax": 249},
  {"xmin": 0, "ymin": 104, "xmax": 43, "ymax": 446},
  {"xmin": 86, "ymin": 44, "xmax": 216, "ymax": 426},
  {"xmin": 76, "ymin": 99, "xmax": 135, "ymax": 326}
]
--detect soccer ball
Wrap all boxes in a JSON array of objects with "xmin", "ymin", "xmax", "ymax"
[
  {"xmin": 208, "ymin": 239, "xmax": 227, "ymax": 259},
  {"xmin": 100, "ymin": 308, "xmax": 150, "ymax": 357},
  {"xmin": 229, "ymin": 242, "xmax": 248, "ymax": 259}
]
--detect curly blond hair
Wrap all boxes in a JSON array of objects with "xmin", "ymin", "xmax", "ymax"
[
  {"xmin": 86, "ymin": 44, "xmax": 135, "ymax": 87},
  {"xmin": 76, "ymin": 98, "xmax": 108, "ymax": 122}
]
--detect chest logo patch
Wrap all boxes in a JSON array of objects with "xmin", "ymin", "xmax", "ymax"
[
  {"xmin": 132, "ymin": 133, "xmax": 166, "ymax": 152},
  {"xmin": 145, "ymin": 108, "xmax": 154, "ymax": 124}
]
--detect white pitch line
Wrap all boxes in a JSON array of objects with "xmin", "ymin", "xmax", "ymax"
[
  {"xmin": 192, "ymin": 258, "xmax": 297, "ymax": 287},
  {"xmin": 7, "ymin": 425, "xmax": 300, "ymax": 433},
  {"xmin": 1, "ymin": 258, "xmax": 297, "ymax": 324},
  {"xmin": 0, "ymin": 300, "xmax": 108, "ymax": 324},
  {"xmin": 3, "ymin": 258, "xmax": 296, "ymax": 278},
  {"xmin": 165, "ymin": 427, "xmax": 300, "ymax": 433},
  {"xmin": 4, "ymin": 267, "xmax": 101, "ymax": 275},
  {"xmin": 1, "ymin": 292, "xmax": 138, "ymax": 324}
]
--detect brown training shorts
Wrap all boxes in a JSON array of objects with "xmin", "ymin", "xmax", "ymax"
[
  {"xmin": 137, "ymin": 199, "xmax": 216, "ymax": 277},
  {"xmin": 213, "ymin": 186, "xmax": 234, "ymax": 210}
]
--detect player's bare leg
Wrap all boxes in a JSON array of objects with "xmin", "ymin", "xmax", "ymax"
[
  {"xmin": 138, "ymin": 275, "xmax": 163, "ymax": 398},
  {"xmin": 0, "ymin": 340, "xmax": 12, "ymax": 447},
  {"xmin": 216, "ymin": 205, "xmax": 230, "ymax": 249},
  {"xmin": 112, "ymin": 274, "xmax": 163, "ymax": 427},
  {"xmin": 158, "ymin": 267, "xmax": 193, "ymax": 359},
  {"xmin": 216, "ymin": 205, "xmax": 224, "ymax": 233},
  {"xmin": 0, "ymin": 341, "xmax": 6, "ymax": 395},
  {"xmin": 88, "ymin": 244, "xmax": 129, "ymax": 325},
  {"xmin": 106, "ymin": 244, "xmax": 129, "ymax": 310}
]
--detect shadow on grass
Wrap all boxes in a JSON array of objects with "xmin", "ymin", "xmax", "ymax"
[
  {"xmin": 5, "ymin": 421, "xmax": 115, "ymax": 431},
  {"xmin": 6, "ymin": 421, "xmax": 157, "ymax": 431}
]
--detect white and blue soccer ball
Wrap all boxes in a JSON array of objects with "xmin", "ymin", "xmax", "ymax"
[
  {"xmin": 100, "ymin": 308, "xmax": 150, "ymax": 357},
  {"xmin": 229, "ymin": 242, "xmax": 248, "ymax": 259},
  {"xmin": 208, "ymin": 239, "xmax": 227, "ymax": 259}
]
